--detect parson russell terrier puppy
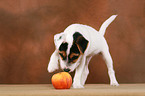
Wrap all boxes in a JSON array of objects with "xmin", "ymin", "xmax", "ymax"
[{"xmin": 47, "ymin": 15, "xmax": 119, "ymax": 88}]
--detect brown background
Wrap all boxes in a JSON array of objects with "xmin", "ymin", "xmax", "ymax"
[{"xmin": 0, "ymin": 0, "xmax": 144, "ymax": 84}]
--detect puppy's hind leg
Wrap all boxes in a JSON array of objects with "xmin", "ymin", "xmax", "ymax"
[
  {"xmin": 101, "ymin": 48, "xmax": 119, "ymax": 86},
  {"xmin": 47, "ymin": 50, "xmax": 59, "ymax": 73}
]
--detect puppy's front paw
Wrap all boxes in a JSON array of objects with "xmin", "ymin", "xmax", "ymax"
[
  {"xmin": 47, "ymin": 66, "xmax": 55, "ymax": 73},
  {"xmin": 73, "ymin": 82, "xmax": 84, "ymax": 88},
  {"xmin": 110, "ymin": 80, "xmax": 119, "ymax": 86},
  {"xmin": 47, "ymin": 63, "xmax": 58, "ymax": 73}
]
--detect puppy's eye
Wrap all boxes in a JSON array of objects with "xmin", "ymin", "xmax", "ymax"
[
  {"xmin": 71, "ymin": 56, "xmax": 79, "ymax": 60},
  {"xmin": 59, "ymin": 36, "xmax": 62, "ymax": 39},
  {"xmin": 68, "ymin": 55, "xmax": 79, "ymax": 63},
  {"xmin": 59, "ymin": 52, "xmax": 66, "ymax": 60}
]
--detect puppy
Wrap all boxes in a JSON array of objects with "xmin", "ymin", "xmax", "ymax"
[{"xmin": 48, "ymin": 15, "xmax": 119, "ymax": 88}]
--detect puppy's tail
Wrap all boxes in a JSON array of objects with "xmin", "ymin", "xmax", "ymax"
[{"xmin": 99, "ymin": 15, "xmax": 117, "ymax": 36}]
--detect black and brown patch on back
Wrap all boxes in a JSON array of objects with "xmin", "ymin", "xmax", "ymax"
[
  {"xmin": 68, "ymin": 32, "xmax": 89, "ymax": 63},
  {"xmin": 73, "ymin": 32, "xmax": 89, "ymax": 54},
  {"xmin": 59, "ymin": 42, "xmax": 68, "ymax": 60}
]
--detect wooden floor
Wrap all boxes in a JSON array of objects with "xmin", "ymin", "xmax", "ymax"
[{"xmin": 0, "ymin": 84, "xmax": 145, "ymax": 96}]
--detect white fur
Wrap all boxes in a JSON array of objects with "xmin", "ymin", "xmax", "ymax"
[{"xmin": 47, "ymin": 15, "xmax": 119, "ymax": 88}]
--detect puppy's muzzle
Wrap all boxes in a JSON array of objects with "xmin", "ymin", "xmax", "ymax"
[{"xmin": 63, "ymin": 68, "xmax": 70, "ymax": 72}]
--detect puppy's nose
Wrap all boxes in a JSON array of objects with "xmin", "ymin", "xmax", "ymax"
[{"xmin": 64, "ymin": 68, "xmax": 70, "ymax": 72}]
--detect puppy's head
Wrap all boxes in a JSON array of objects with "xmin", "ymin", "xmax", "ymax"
[{"xmin": 58, "ymin": 32, "xmax": 89, "ymax": 72}]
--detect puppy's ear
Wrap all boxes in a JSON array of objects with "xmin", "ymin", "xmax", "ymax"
[{"xmin": 73, "ymin": 32, "xmax": 89, "ymax": 54}]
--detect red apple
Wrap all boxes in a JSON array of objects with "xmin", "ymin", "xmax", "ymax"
[{"xmin": 51, "ymin": 72, "xmax": 72, "ymax": 89}]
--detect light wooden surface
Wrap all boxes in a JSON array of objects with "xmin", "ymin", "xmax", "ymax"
[{"xmin": 0, "ymin": 84, "xmax": 145, "ymax": 96}]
